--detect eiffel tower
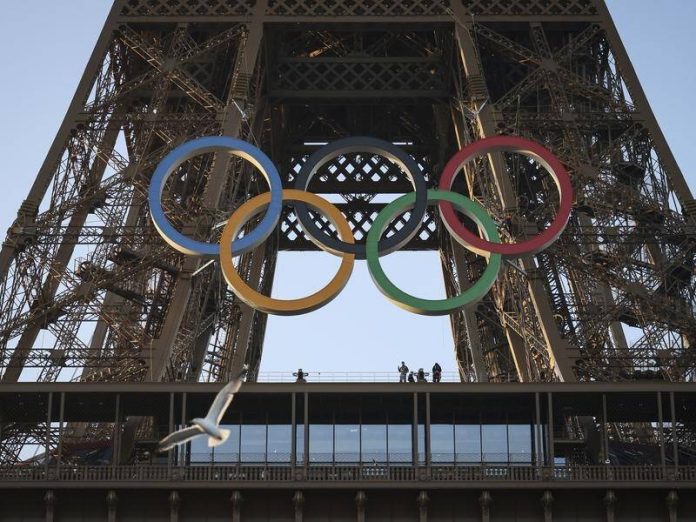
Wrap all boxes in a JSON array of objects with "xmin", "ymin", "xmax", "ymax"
[{"xmin": 0, "ymin": 2, "xmax": 695, "ymax": 518}]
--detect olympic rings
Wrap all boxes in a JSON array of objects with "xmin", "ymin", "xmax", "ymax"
[
  {"xmin": 438, "ymin": 135, "xmax": 573, "ymax": 258},
  {"xmin": 148, "ymin": 136, "xmax": 283, "ymax": 258},
  {"xmin": 367, "ymin": 190, "xmax": 502, "ymax": 316},
  {"xmin": 149, "ymin": 135, "xmax": 573, "ymax": 316},
  {"xmin": 293, "ymin": 137, "xmax": 427, "ymax": 260},
  {"xmin": 220, "ymin": 189, "xmax": 355, "ymax": 316}
]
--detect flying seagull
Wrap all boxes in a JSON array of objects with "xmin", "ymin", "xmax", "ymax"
[{"xmin": 156, "ymin": 366, "xmax": 248, "ymax": 453}]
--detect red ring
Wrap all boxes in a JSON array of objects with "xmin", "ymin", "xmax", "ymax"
[{"xmin": 438, "ymin": 135, "xmax": 573, "ymax": 258}]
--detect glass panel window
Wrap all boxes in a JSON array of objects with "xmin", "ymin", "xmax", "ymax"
[
  {"xmin": 508, "ymin": 425, "xmax": 532, "ymax": 463},
  {"xmin": 455, "ymin": 424, "xmax": 481, "ymax": 463},
  {"xmin": 482, "ymin": 425, "xmax": 508, "ymax": 463},
  {"xmin": 241, "ymin": 425, "xmax": 266, "ymax": 463},
  {"xmin": 296, "ymin": 424, "xmax": 304, "ymax": 464},
  {"xmin": 267, "ymin": 425, "xmax": 291, "ymax": 463},
  {"xmin": 214, "ymin": 424, "xmax": 241, "ymax": 463},
  {"xmin": 190, "ymin": 430, "xmax": 212, "ymax": 464},
  {"xmin": 335, "ymin": 425, "xmax": 360, "ymax": 463},
  {"xmin": 417, "ymin": 424, "xmax": 426, "ymax": 464},
  {"xmin": 309, "ymin": 424, "xmax": 333, "ymax": 463},
  {"xmin": 431, "ymin": 425, "xmax": 454, "ymax": 463},
  {"xmin": 388, "ymin": 424, "xmax": 412, "ymax": 464},
  {"xmin": 362, "ymin": 424, "xmax": 387, "ymax": 462}
]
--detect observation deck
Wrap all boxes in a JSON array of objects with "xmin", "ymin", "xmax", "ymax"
[
  {"xmin": 1, "ymin": 381, "xmax": 695, "ymax": 520},
  {"xmin": 1, "ymin": 381, "xmax": 694, "ymax": 485}
]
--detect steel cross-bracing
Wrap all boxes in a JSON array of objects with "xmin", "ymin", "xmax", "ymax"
[{"xmin": 0, "ymin": 0, "xmax": 695, "ymax": 465}]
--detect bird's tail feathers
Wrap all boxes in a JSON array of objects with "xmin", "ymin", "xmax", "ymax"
[{"xmin": 208, "ymin": 429, "xmax": 230, "ymax": 448}]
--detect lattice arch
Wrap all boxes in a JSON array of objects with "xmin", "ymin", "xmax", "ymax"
[
  {"xmin": 462, "ymin": 0, "xmax": 597, "ymax": 15},
  {"xmin": 121, "ymin": 0, "xmax": 255, "ymax": 16},
  {"xmin": 266, "ymin": 0, "xmax": 450, "ymax": 16}
]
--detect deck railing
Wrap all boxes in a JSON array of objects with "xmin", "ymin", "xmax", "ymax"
[
  {"xmin": 254, "ymin": 371, "xmax": 462, "ymax": 383},
  {"xmin": 1, "ymin": 464, "xmax": 694, "ymax": 483}
]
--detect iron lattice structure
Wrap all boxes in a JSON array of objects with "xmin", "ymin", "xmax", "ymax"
[{"xmin": 1, "ymin": 0, "xmax": 696, "ymax": 461}]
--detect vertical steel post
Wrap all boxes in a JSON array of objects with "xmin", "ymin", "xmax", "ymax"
[
  {"xmin": 112, "ymin": 394, "xmax": 120, "ymax": 467},
  {"xmin": 657, "ymin": 391, "xmax": 666, "ymax": 468},
  {"xmin": 412, "ymin": 392, "xmax": 419, "ymax": 466},
  {"xmin": 57, "ymin": 392, "xmax": 65, "ymax": 471},
  {"xmin": 45, "ymin": 392, "xmax": 53, "ymax": 475},
  {"xmin": 168, "ymin": 392, "xmax": 175, "ymax": 469},
  {"xmin": 425, "ymin": 392, "xmax": 431, "ymax": 469},
  {"xmin": 181, "ymin": 392, "xmax": 187, "ymax": 466},
  {"xmin": 303, "ymin": 392, "xmax": 309, "ymax": 471},
  {"xmin": 291, "ymin": 393, "xmax": 296, "ymax": 466},
  {"xmin": 602, "ymin": 394, "xmax": 609, "ymax": 464},
  {"xmin": 547, "ymin": 392, "xmax": 554, "ymax": 466},
  {"xmin": 670, "ymin": 392, "xmax": 679, "ymax": 468},
  {"xmin": 534, "ymin": 392, "xmax": 542, "ymax": 469}
]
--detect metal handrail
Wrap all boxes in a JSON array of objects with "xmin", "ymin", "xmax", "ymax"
[
  {"xmin": 254, "ymin": 371, "xmax": 461, "ymax": 383},
  {"xmin": 1, "ymin": 464, "xmax": 693, "ymax": 483}
]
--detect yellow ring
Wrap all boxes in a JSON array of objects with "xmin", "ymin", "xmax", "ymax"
[{"xmin": 220, "ymin": 189, "xmax": 355, "ymax": 316}]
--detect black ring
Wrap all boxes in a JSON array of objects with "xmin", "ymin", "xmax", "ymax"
[{"xmin": 293, "ymin": 137, "xmax": 428, "ymax": 260}]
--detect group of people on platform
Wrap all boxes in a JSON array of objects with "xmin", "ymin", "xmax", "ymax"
[
  {"xmin": 290, "ymin": 363, "xmax": 443, "ymax": 383},
  {"xmin": 397, "ymin": 361, "xmax": 442, "ymax": 383}
]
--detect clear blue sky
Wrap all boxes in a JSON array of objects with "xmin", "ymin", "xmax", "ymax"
[{"xmin": 0, "ymin": 1, "xmax": 694, "ymax": 376}]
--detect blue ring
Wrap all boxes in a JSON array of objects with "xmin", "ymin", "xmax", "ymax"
[{"xmin": 148, "ymin": 136, "xmax": 283, "ymax": 258}]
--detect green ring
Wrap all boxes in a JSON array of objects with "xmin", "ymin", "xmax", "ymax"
[{"xmin": 366, "ymin": 189, "xmax": 502, "ymax": 316}]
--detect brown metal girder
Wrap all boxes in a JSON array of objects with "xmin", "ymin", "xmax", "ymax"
[
  {"xmin": 452, "ymin": 17, "xmax": 578, "ymax": 382},
  {"xmin": 81, "ymin": 116, "xmax": 175, "ymax": 382},
  {"xmin": 592, "ymin": 0, "xmax": 695, "ymax": 213},
  {"xmin": 147, "ymin": 1, "xmax": 268, "ymax": 382},
  {"xmin": 116, "ymin": 25, "xmax": 226, "ymax": 113},
  {"xmin": 471, "ymin": 23, "xmax": 540, "ymax": 66},
  {"xmin": 1, "ymin": 122, "xmax": 123, "ymax": 383},
  {"xmin": 0, "ymin": 245, "xmax": 175, "ymax": 350},
  {"xmin": 0, "ymin": 0, "xmax": 126, "ymax": 283}
]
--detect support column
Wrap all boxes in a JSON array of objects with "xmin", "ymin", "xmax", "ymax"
[
  {"xmin": 231, "ymin": 491, "xmax": 242, "ymax": 522},
  {"xmin": 541, "ymin": 490, "xmax": 553, "ymax": 522},
  {"xmin": 44, "ymin": 490, "xmax": 55, "ymax": 522},
  {"xmin": 148, "ymin": 0, "xmax": 271, "ymax": 381},
  {"xmin": 292, "ymin": 491, "xmax": 304, "ymax": 522},
  {"xmin": 355, "ymin": 491, "xmax": 367, "ymax": 522},
  {"xmin": 450, "ymin": 10, "xmax": 578, "ymax": 382},
  {"xmin": 417, "ymin": 491, "xmax": 429, "ymax": 522},
  {"xmin": 446, "ymin": 239, "xmax": 489, "ymax": 382},
  {"xmin": 479, "ymin": 491, "xmax": 492, "ymax": 522},
  {"xmin": 169, "ymin": 491, "xmax": 180, "ymax": 522},
  {"xmin": 106, "ymin": 490, "xmax": 118, "ymax": 522},
  {"xmin": 603, "ymin": 490, "xmax": 616, "ymax": 522},
  {"xmin": 666, "ymin": 490, "xmax": 679, "ymax": 522}
]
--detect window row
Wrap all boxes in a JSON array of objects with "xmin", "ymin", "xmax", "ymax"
[{"xmin": 188, "ymin": 423, "xmax": 533, "ymax": 464}]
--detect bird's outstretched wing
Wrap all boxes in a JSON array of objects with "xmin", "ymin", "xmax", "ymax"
[
  {"xmin": 156, "ymin": 425, "xmax": 203, "ymax": 453},
  {"xmin": 208, "ymin": 375, "xmax": 244, "ymax": 425}
]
